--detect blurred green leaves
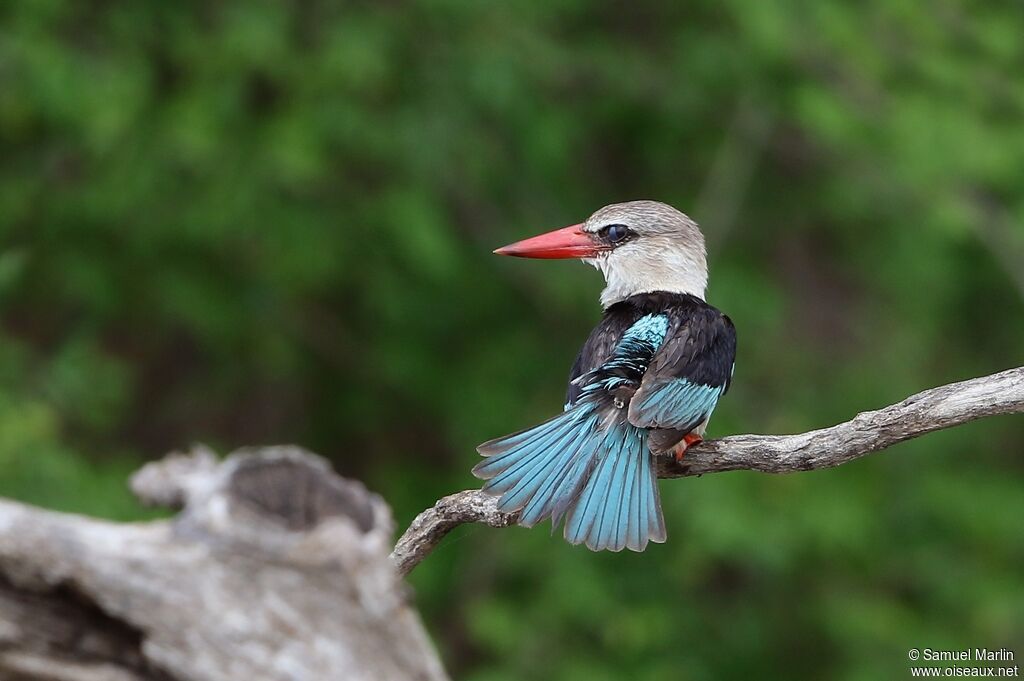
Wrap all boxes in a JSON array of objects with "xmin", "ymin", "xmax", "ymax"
[{"xmin": 0, "ymin": 1, "xmax": 1022, "ymax": 679}]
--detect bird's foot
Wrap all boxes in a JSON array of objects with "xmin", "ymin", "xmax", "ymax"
[{"xmin": 673, "ymin": 434, "xmax": 704, "ymax": 463}]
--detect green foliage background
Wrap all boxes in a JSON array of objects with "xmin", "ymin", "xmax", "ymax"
[{"xmin": 1, "ymin": 2, "xmax": 1022, "ymax": 679}]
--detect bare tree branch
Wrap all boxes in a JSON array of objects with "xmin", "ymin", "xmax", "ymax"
[{"xmin": 392, "ymin": 366, "xmax": 1024, "ymax": 576}]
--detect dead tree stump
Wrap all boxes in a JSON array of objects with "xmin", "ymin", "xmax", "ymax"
[{"xmin": 0, "ymin": 445, "xmax": 449, "ymax": 681}]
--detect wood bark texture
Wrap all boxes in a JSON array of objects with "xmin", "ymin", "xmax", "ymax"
[{"xmin": 0, "ymin": 446, "xmax": 449, "ymax": 681}]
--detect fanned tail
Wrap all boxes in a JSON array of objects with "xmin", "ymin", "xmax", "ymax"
[
  {"xmin": 473, "ymin": 405, "xmax": 666, "ymax": 552},
  {"xmin": 563, "ymin": 425, "xmax": 666, "ymax": 551}
]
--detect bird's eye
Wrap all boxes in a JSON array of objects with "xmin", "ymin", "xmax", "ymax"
[{"xmin": 600, "ymin": 224, "xmax": 632, "ymax": 244}]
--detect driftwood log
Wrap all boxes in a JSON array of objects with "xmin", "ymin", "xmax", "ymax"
[
  {"xmin": 392, "ymin": 366, "xmax": 1024, "ymax": 575},
  {"xmin": 0, "ymin": 446, "xmax": 449, "ymax": 681}
]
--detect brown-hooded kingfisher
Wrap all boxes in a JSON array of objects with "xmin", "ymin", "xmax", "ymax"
[{"xmin": 474, "ymin": 201, "xmax": 737, "ymax": 552}]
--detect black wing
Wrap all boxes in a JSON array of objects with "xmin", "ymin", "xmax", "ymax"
[{"xmin": 627, "ymin": 305, "xmax": 736, "ymax": 451}]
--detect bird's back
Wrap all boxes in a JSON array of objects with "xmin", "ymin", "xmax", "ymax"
[{"xmin": 566, "ymin": 291, "xmax": 734, "ymax": 408}]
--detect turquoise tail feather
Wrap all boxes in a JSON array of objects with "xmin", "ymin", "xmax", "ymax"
[
  {"xmin": 563, "ymin": 425, "xmax": 666, "ymax": 552},
  {"xmin": 474, "ymin": 405, "xmax": 666, "ymax": 552}
]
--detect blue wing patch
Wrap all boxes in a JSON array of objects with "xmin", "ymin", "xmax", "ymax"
[
  {"xmin": 573, "ymin": 313, "xmax": 669, "ymax": 397},
  {"xmin": 627, "ymin": 379, "xmax": 723, "ymax": 432}
]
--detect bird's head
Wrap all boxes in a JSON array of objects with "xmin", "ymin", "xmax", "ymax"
[{"xmin": 495, "ymin": 200, "xmax": 708, "ymax": 308}]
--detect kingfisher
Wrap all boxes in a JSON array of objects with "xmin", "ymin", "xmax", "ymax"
[{"xmin": 474, "ymin": 200, "xmax": 736, "ymax": 552}]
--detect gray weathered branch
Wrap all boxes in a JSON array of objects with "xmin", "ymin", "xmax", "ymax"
[
  {"xmin": 392, "ymin": 366, "xmax": 1024, "ymax": 576},
  {"xmin": 0, "ymin": 446, "xmax": 449, "ymax": 681}
]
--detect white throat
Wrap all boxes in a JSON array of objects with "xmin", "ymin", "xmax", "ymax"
[{"xmin": 590, "ymin": 248, "xmax": 708, "ymax": 308}]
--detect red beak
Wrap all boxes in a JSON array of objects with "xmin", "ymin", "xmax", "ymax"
[{"xmin": 493, "ymin": 224, "xmax": 606, "ymax": 259}]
